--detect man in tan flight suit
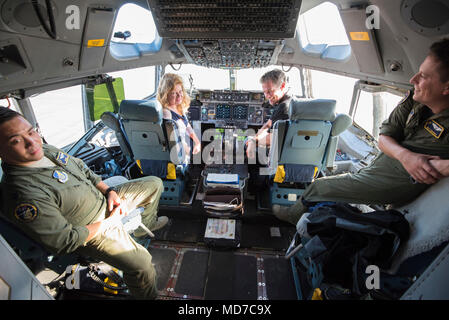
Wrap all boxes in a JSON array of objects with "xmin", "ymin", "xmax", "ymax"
[
  {"xmin": 0, "ymin": 106, "xmax": 167, "ymax": 299},
  {"xmin": 274, "ymin": 38, "xmax": 449, "ymax": 225}
]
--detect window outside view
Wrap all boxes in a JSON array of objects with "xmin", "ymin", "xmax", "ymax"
[
  {"xmin": 109, "ymin": 66, "xmax": 156, "ymax": 100},
  {"xmin": 297, "ymin": 1, "xmax": 405, "ymax": 135},
  {"xmin": 112, "ymin": 3, "xmax": 157, "ymax": 44},
  {"xmin": 235, "ymin": 67, "xmax": 303, "ymax": 97},
  {"xmin": 297, "ymin": 1, "xmax": 350, "ymax": 47},
  {"xmin": 29, "ymin": 86, "xmax": 85, "ymax": 148},
  {"xmin": 165, "ymin": 64, "xmax": 230, "ymax": 91}
]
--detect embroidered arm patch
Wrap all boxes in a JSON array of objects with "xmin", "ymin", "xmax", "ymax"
[
  {"xmin": 424, "ymin": 120, "xmax": 444, "ymax": 139},
  {"xmin": 14, "ymin": 204, "xmax": 39, "ymax": 222}
]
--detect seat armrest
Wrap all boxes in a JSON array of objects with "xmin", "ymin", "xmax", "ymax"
[{"xmin": 331, "ymin": 113, "xmax": 352, "ymax": 136}]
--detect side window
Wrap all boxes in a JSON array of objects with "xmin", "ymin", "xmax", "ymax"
[
  {"xmin": 353, "ymin": 91, "xmax": 404, "ymax": 139},
  {"xmin": 297, "ymin": 2, "xmax": 351, "ymax": 61},
  {"xmin": 108, "ymin": 66, "xmax": 156, "ymax": 99},
  {"xmin": 29, "ymin": 86, "xmax": 85, "ymax": 148},
  {"xmin": 308, "ymin": 68, "xmax": 405, "ymax": 139},
  {"xmin": 308, "ymin": 69, "xmax": 357, "ymax": 114},
  {"xmin": 0, "ymin": 98, "xmax": 15, "ymax": 110}
]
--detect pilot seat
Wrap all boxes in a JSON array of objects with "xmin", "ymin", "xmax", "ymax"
[
  {"xmin": 102, "ymin": 99, "xmax": 190, "ymax": 206},
  {"xmin": 266, "ymin": 98, "xmax": 352, "ymax": 207}
]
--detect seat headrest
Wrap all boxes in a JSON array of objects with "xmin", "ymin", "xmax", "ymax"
[
  {"xmin": 119, "ymin": 99, "xmax": 163, "ymax": 123},
  {"xmin": 101, "ymin": 112, "xmax": 121, "ymax": 132},
  {"xmin": 289, "ymin": 98, "xmax": 337, "ymax": 121}
]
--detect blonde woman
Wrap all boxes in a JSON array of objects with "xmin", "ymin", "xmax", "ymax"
[{"xmin": 157, "ymin": 73, "xmax": 201, "ymax": 156}]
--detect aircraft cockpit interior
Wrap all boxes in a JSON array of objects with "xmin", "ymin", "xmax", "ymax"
[{"xmin": 1, "ymin": 0, "xmax": 449, "ymax": 302}]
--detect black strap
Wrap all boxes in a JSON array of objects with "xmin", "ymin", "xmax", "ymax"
[
  {"xmin": 105, "ymin": 187, "xmax": 115, "ymax": 197},
  {"xmin": 105, "ymin": 80, "xmax": 120, "ymax": 113}
]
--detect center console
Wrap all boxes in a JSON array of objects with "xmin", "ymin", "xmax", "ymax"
[
  {"xmin": 201, "ymin": 164, "xmax": 249, "ymax": 218},
  {"xmin": 187, "ymin": 89, "xmax": 273, "ymax": 248},
  {"xmin": 201, "ymin": 164, "xmax": 248, "ymax": 248}
]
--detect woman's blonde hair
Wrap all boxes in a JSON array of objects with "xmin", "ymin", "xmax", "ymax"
[{"xmin": 157, "ymin": 73, "xmax": 191, "ymax": 115}]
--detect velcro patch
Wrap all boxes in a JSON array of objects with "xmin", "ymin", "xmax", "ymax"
[
  {"xmin": 56, "ymin": 152, "xmax": 70, "ymax": 166},
  {"xmin": 53, "ymin": 170, "xmax": 68, "ymax": 183},
  {"xmin": 424, "ymin": 120, "xmax": 444, "ymax": 139},
  {"xmin": 14, "ymin": 204, "xmax": 39, "ymax": 223}
]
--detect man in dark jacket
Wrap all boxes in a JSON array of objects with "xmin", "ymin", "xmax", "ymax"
[{"xmin": 246, "ymin": 69, "xmax": 292, "ymax": 159}]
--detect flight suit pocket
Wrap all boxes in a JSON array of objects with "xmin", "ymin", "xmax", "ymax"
[{"xmin": 58, "ymin": 184, "xmax": 85, "ymax": 219}]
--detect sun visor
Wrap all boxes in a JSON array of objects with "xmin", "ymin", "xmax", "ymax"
[
  {"xmin": 79, "ymin": 8, "xmax": 116, "ymax": 71},
  {"xmin": 339, "ymin": 8, "xmax": 384, "ymax": 75}
]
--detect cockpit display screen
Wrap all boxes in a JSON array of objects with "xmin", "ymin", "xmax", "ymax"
[
  {"xmin": 216, "ymin": 104, "xmax": 232, "ymax": 119},
  {"xmin": 194, "ymin": 91, "xmax": 265, "ymax": 125},
  {"xmin": 233, "ymin": 105, "xmax": 248, "ymax": 120}
]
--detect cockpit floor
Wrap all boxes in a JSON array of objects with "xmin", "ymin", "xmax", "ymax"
[
  {"xmin": 60, "ymin": 198, "xmax": 298, "ymax": 300},
  {"xmin": 149, "ymin": 199, "xmax": 297, "ymax": 300},
  {"xmin": 149, "ymin": 243, "xmax": 297, "ymax": 300}
]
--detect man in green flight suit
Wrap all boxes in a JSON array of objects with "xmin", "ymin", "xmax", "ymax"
[
  {"xmin": 273, "ymin": 38, "xmax": 449, "ymax": 225},
  {"xmin": 0, "ymin": 106, "xmax": 168, "ymax": 299}
]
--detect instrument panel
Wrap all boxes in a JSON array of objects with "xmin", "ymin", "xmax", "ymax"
[{"xmin": 195, "ymin": 90, "xmax": 266, "ymax": 126}]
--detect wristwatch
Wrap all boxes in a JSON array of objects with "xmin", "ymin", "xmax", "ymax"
[{"xmin": 105, "ymin": 186, "xmax": 116, "ymax": 197}]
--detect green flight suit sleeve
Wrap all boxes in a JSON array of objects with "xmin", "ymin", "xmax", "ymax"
[
  {"xmin": 11, "ymin": 195, "xmax": 89, "ymax": 255},
  {"xmin": 379, "ymin": 91, "xmax": 414, "ymax": 142}
]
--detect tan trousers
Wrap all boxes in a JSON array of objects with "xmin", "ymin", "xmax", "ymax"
[
  {"xmin": 77, "ymin": 176, "xmax": 163, "ymax": 299},
  {"xmin": 285, "ymin": 153, "xmax": 430, "ymax": 225},
  {"xmin": 303, "ymin": 153, "xmax": 429, "ymax": 205}
]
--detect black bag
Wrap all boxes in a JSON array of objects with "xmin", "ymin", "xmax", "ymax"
[
  {"xmin": 290, "ymin": 203, "xmax": 410, "ymax": 299},
  {"xmin": 64, "ymin": 262, "xmax": 130, "ymax": 298}
]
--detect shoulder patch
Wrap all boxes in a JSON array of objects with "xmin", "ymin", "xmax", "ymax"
[
  {"xmin": 398, "ymin": 91, "xmax": 411, "ymax": 105},
  {"xmin": 56, "ymin": 152, "xmax": 70, "ymax": 166},
  {"xmin": 14, "ymin": 204, "xmax": 39, "ymax": 223}
]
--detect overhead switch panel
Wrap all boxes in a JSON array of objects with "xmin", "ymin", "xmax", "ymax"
[
  {"xmin": 177, "ymin": 39, "xmax": 284, "ymax": 68},
  {"xmin": 147, "ymin": 0, "xmax": 302, "ymax": 39}
]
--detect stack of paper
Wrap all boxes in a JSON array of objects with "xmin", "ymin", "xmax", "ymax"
[
  {"xmin": 203, "ymin": 197, "xmax": 240, "ymax": 211},
  {"xmin": 206, "ymin": 173, "xmax": 239, "ymax": 188},
  {"xmin": 204, "ymin": 218, "xmax": 236, "ymax": 239}
]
